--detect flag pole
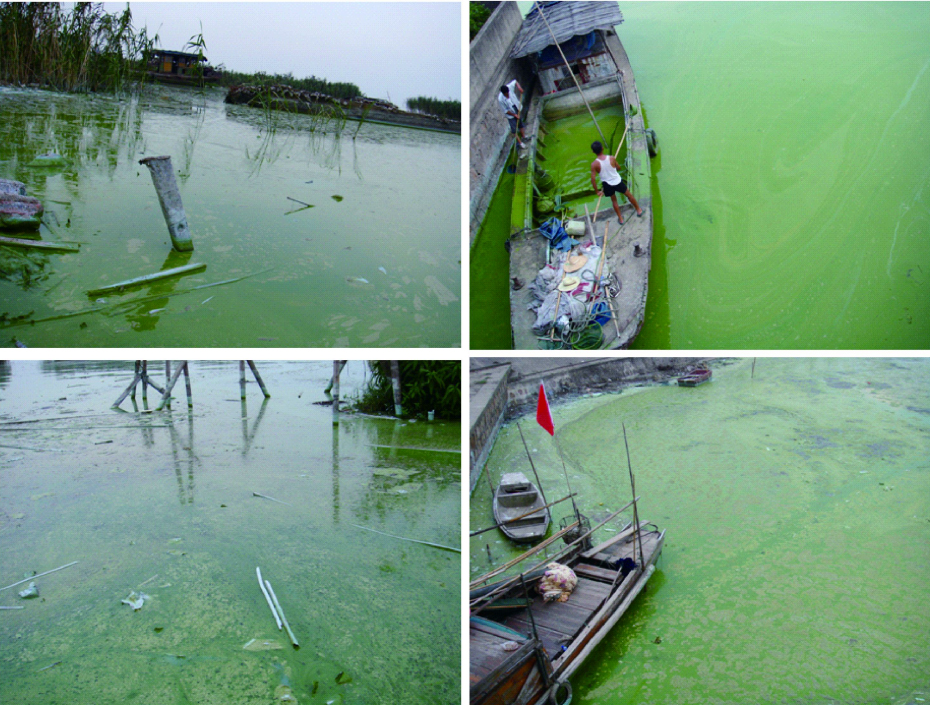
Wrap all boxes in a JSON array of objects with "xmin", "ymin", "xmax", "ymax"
[{"xmin": 539, "ymin": 380, "xmax": 579, "ymax": 522}]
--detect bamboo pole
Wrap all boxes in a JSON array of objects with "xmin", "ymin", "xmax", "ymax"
[
  {"xmin": 470, "ymin": 498, "xmax": 639, "ymax": 609},
  {"xmin": 516, "ymin": 422, "xmax": 548, "ymax": 506},
  {"xmin": 239, "ymin": 361, "xmax": 246, "ymax": 400},
  {"xmin": 470, "ymin": 520, "xmax": 580, "ymax": 589},
  {"xmin": 351, "ymin": 524, "xmax": 459, "ymax": 553},
  {"xmin": 622, "ymin": 423, "xmax": 645, "ymax": 567},
  {"xmin": 470, "ymin": 492, "xmax": 577, "ymax": 537},
  {"xmin": 255, "ymin": 567, "xmax": 282, "ymax": 630},
  {"xmin": 0, "ymin": 561, "xmax": 78, "ymax": 592},
  {"xmin": 0, "ymin": 236, "xmax": 79, "ymax": 252},
  {"xmin": 533, "ymin": 1, "xmax": 607, "ymax": 146},
  {"xmin": 264, "ymin": 580, "xmax": 299, "ymax": 647},
  {"xmin": 156, "ymin": 362, "xmax": 186, "ymax": 411},
  {"xmin": 86, "ymin": 263, "xmax": 206, "ymax": 297},
  {"xmin": 247, "ymin": 361, "xmax": 270, "ymax": 398}
]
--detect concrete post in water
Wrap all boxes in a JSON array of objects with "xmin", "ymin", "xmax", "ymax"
[
  {"xmin": 390, "ymin": 360, "xmax": 402, "ymax": 417},
  {"xmin": 139, "ymin": 156, "xmax": 194, "ymax": 252},
  {"xmin": 239, "ymin": 361, "xmax": 247, "ymax": 400},
  {"xmin": 141, "ymin": 361, "xmax": 149, "ymax": 405}
]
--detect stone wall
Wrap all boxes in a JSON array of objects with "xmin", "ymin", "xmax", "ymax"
[
  {"xmin": 469, "ymin": 362, "xmax": 511, "ymax": 491},
  {"xmin": 469, "ymin": 1, "xmax": 533, "ymax": 245}
]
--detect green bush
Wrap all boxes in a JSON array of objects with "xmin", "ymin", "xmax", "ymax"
[
  {"xmin": 405, "ymin": 96, "xmax": 460, "ymax": 121},
  {"xmin": 470, "ymin": 3, "xmax": 492, "ymax": 40},
  {"xmin": 220, "ymin": 69, "xmax": 362, "ymax": 100},
  {"xmin": 357, "ymin": 361, "xmax": 460, "ymax": 420}
]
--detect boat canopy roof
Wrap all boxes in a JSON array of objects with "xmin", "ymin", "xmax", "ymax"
[{"xmin": 510, "ymin": 1, "xmax": 624, "ymax": 59}]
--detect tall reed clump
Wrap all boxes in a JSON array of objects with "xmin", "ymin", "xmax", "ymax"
[
  {"xmin": 406, "ymin": 96, "xmax": 461, "ymax": 121},
  {"xmin": 0, "ymin": 2, "xmax": 156, "ymax": 92},
  {"xmin": 357, "ymin": 361, "xmax": 461, "ymax": 420}
]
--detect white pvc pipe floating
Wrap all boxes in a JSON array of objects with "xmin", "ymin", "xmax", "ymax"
[
  {"xmin": 264, "ymin": 579, "xmax": 299, "ymax": 648},
  {"xmin": 87, "ymin": 263, "xmax": 206, "ymax": 297},
  {"xmin": 139, "ymin": 155, "xmax": 195, "ymax": 252},
  {"xmin": 256, "ymin": 567, "xmax": 282, "ymax": 630}
]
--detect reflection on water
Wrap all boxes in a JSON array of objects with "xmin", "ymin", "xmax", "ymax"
[
  {"xmin": 0, "ymin": 85, "xmax": 460, "ymax": 347},
  {"xmin": 0, "ymin": 361, "xmax": 460, "ymax": 703},
  {"xmin": 472, "ymin": 358, "xmax": 929, "ymax": 703}
]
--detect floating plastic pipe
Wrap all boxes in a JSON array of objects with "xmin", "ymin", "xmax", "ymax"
[{"xmin": 139, "ymin": 156, "xmax": 194, "ymax": 252}]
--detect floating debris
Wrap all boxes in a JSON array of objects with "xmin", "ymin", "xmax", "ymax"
[
  {"xmin": 253, "ymin": 492, "xmax": 290, "ymax": 505},
  {"xmin": 345, "ymin": 276, "xmax": 370, "ymax": 285},
  {"xmin": 331, "ymin": 195, "xmax": 343, "ymax": 202},
  {"xmin": 243, "ymin": 638, "xmax": 284, "ymax": 651},
  {"xmin": 18, "ymin": 582, "xmax": 38, "ymax": 599},
  {"xmin": 378, "ymin": 266, "xmax": 388, "ymax": 275},
  {"xmin": 121, "ymin": 591, "xmax": 149, "ymax": 611}
]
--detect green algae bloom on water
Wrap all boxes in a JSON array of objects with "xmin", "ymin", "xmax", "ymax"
[
  {"xmin": 471, "ymin": 2, "xmax": 930, "ymax": 349},
  {"xmin": 0, "ymin": 85, "xmax": 460, "ymax": 348},
  {"xmin": 471, "ymin": 358, "xmax": 930, "ymax": 703},
  {"xmin": 0, "ymin": 361, "xmax": 461, "ymax": 704}
]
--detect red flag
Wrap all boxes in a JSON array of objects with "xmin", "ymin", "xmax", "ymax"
[{"xmin": 536, "ymin": 382, "xmax": 555, "ymax": 436}]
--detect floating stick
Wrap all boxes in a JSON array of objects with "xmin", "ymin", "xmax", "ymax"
[
  {"xmin": 351, "ymin": 524, "xmax": 460, "ymax": 553},
  {"xmin": 0, "ymin": 561, "xmax": 78, "ymax": 592},
  {"xmin": 264, "ymin": 580, "xmax": 299, "ymax": 648},
  {"xmin": 252, "ymin": 492, "xmax": 289, "ymax": 505},
  {"xmin": 286, "ymin": 196, "xmax": 312, "ymax": 208},
  {"xmin": 0, "ymin": 236, "xmax": 79, "ymax": 252},
  {"xmin": 87, "ymin": 263, "xmax": 207, "ymax": 297},
  {"xmin": 256, "ymin": 567, "xmax": 282, "ymax": 630},
  {"xmin": 1, "ymin": 606, "xmax": 25, "ymax": 610}
]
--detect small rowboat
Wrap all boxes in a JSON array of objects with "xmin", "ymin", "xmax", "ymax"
[
  {"xmin": 493, "ymin": 472, "xmax": 550, "ymax": 543},
  {"xmin": 678, "ymin": 367, "xmax": 712, "ymax": 387}
]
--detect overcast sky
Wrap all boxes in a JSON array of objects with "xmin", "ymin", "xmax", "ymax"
[{"xmin": 103, "ymin": 2, "xmax": 460, "ymax": 106}]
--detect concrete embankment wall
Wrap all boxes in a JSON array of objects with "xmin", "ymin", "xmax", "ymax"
[
  {"xmin": 469, "ymin": 357, "xmax": 711, "ymax": 491},
  {"xmin": 469, "ymin": 1, "xmax": 533, "ymax": 245}
]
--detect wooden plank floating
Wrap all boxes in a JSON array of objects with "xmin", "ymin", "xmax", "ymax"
[
  {"xmin": 87, "ymin": 263, "xmax": 207, "ymax": 297},
  {"xmin": 0, "ymin": 236, "xmax": 79, "ymax": 252}
]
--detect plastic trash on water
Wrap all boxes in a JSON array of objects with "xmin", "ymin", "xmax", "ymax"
[
  {"xmin": 18, "ymin": 582, "xmax": 39, "ymax": 599},
  {"xmin": 121, "ymin": 591, "xmax": 149, "ymax": 611}
]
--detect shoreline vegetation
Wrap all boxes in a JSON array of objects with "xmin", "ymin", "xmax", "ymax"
[
  {"xmin": 0, "ymin": 2, "xmax": 155, "ymax": 92},
  {"xmin": 0, "ymin": 3, "xmax": 460, "ymax": 129}
]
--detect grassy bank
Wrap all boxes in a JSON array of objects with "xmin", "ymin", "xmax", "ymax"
[{"xmin": 0, "ymin": 2, "xmax": 155, "ymax": 91}]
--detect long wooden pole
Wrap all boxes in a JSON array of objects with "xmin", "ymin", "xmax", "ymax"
[
  {"xmin": 533, "ymin": 1, "xmax": 607, "ymax": 146},
  {"xmin": 470, "ymin": 498, "xmax": 638, "ymax": 612},
  {"xmin": 622, "ymin": 422, "xmax": 645, "ymax": 567},
  {"xmin": 516, "ymin": 422, "xmax": 548, "ymax": 506},
  {"xmin": 469, "ymin": 492, "xmax": 577, "ymax": 537},
  {"xmin": 470, "ymin": 519, "xmax": 581, "ymax": 589}
]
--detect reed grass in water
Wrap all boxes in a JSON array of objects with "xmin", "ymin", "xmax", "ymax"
[{"xmin": 0, "ymin": 2, "xmax": 156, "ymax": 92}]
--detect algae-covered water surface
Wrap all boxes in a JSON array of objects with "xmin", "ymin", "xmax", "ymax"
[
  {"xmin": 471, "ymin": 358, "xmax": 929, "ymax": 703},
  {"xmin": 0, "ymin": 361, "xmax": 460, "ymax": 704},
  {"xmin": 0, "ymin": 86, "xmax": 460, "ymax": 347},
  {"xmin": 471, "ymin": 2, "xmax": 930, "ymax": 349}
]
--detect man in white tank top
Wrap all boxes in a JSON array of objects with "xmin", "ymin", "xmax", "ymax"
[
  {"xmin": 590, "ymin": 141, "xmax": 643, "ymax": 223},
  {"xmin": 499, "ymin": 81, "xmax": 527, "ymax": 148}
]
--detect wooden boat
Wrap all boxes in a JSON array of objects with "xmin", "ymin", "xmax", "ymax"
[
  {"xmin": 506, "ymin": 2, "xmax": 657, "ymax": 350},
  {"xmin": 493, "ymin": 472, "xmax": 551, "ymax": 543},
  {"xmin": 470, "ymin": 500, "xmax": 665, "ymax": 705},
  {"xmin": 678, "ymin": 367, "xmax": 712, "ymax": 387}
]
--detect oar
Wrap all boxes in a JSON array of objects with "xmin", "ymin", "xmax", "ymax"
[{"xmin": 592, "ymin": 123, "xmax": 630, "ymax": 224}]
